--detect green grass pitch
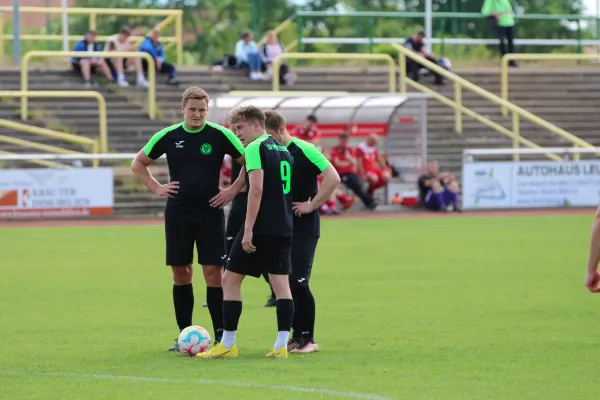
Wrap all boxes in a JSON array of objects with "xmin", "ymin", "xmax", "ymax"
[{"xmin": 1, "ymin": 213, "xmax": 598, "ymax": 400}]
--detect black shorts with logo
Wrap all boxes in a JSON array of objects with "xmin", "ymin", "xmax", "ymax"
[
  {"xmin": 290, "ymin": 235, "xmax": 319, "ymax": 283},
  {"xmin": 226, "ymin": 230, "xmax": 292, "ymax": 278},
  {"xmin": 164, "ymin": 207, "xmax": 227, "ymax": 266}
]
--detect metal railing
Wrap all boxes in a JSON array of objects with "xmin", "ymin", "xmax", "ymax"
[
  {"xmin": 0, "ymin": 7, "xmax": 183, "ymax": 64},
  {"xmin": 290, "ymin": 11, "xmax": 600, "ymax": 55},
  {"xmin": 21, "ymin": 51, "xmax": 155, "ymax": 121},
  {"xmin": 392, "ymin": 43, "xmax": 594, "ymax": 162},
  {"xmin": 271, "ymin": 52, "xmax": 396, "ymax": 92},
  {"xmin": 4, "ymin": 90, "xmax": 108, "ymax": 154},
  {"xmin": 501, "ymin": 53, "xmax": 600, "ymax": 116},
  {"xmin": 0, "ymin": 149, "xmax": 68, "ymax": 168},
  {"xmin": 0, "ymin": 119, "xmax": 99, "ymax": 168}
]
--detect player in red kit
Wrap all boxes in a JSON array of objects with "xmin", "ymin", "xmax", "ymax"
[
  {"xmin": 292, "ymin": 115, "xmax": 321, "ymax": 145},
  {"xmin": 316, "ymin": 144, "xmax": 354, "ymax": 214},
  {"xmin": 330, "ymin": 133, "xmax": 377, "ymax": 210},
  {"xmin": 355, "ymin": 133, "xmax": 391, "ymax": 196}
]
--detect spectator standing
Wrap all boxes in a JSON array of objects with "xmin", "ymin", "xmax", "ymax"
[
  {"xmin": 235, "ymin": 31, "xmax": 264, "ymax": 80},
  {"xmin": 417, "ymin": 160, "xmax": 461, "ymax": 212},
  {"xmin": 139, "ymin": 29, "xmax": 180, "ymax": 85},
  {"xmin": 330, "ymin": 133, "xmax": 377, "ymax": 210},
  {"xmin": 71, "ymin": 30, "xmax": 114, "ymax": 88},
  {"xmin": 105, "ymin": 26, "xmax": 149, "ymax": 88},
  {"xmin": 404, "ymin": 31, "xmax": 444, "ymax": 85},
  {"xmin": 259, "ymin": 30, "xmax": 296, "ymax": 86},
  {"xmin": 355, "ymin": 134, "xmax": 392, "ymax": 196},
  {"xmin": 292, "ymin": 115, "xmax": 321, "ymax": 145},
  {"xmin": 482, "ymin": 0, "xmax": 518, "ymax": 66}
]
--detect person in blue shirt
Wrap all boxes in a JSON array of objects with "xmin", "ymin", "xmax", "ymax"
[
  {"xmin": 139, "ymin": 29, "xmax": 180, "ymax": 85},
  {"xmin": 234, "ymin": 31, "xmax": 264, "ymax": 81},
  {"xmin": 71, "ymin": 30, "xmax": 115, "ymax": 88}
]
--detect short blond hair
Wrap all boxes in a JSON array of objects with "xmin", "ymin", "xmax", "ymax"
[
  {"xmin": 264, "ymin": 110, "xmax": 286, "ymax": 132},
  {"xmin": 182, "ymin": 87, "xmax": 209, "ymax": 106},
  {"xmin": 228, "ymin": 105, "xmax": 266, "ymax": 127}
]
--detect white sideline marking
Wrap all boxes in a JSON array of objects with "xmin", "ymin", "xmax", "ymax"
[{"xmin": 1, "ymin": 371, "xmax": 396, "ymax": 400}]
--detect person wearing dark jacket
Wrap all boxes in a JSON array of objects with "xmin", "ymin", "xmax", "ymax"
[
  {"xmin": 71, "ymin": 30, "xmax": 114, "ymax": 88},
  {"xmin": 139, "ymin": 29, "xmax": 180, "ymax": 85}
]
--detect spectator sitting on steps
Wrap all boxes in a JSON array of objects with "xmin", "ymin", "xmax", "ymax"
[
  {"xmin": 105, "ymin": 26, "xmax": 149, "ymax": 88},
  {"xmin": 417, "ymin": 160, "xmax": 461, "ymax": 212},
  {"xmin": 258, "ymin": 30, "xmax": 296, "ymax": 86},
  {"xmin": 235, "ymin": 30, "xmax": 264, "ymax": 80},
  {"xmin": 404, "ymin": 30, "xmax": 444, "ymax": 86},
  {"xmin": 71, "ymin": 30, "xmax": 115, "ymax": 88},
  {"xmin": 139, "ymin": 29, "xmax": 180, "ymax": 85}
]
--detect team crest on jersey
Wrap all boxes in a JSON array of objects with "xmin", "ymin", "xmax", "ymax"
[{"xmin": 200, "ymin": 143, "xmax": 212, "ymax": 155}]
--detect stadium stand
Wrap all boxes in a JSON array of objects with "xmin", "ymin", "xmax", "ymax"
[{"xmin": 3, "ymin": 63, "xmax": 600, "ymax": 214}]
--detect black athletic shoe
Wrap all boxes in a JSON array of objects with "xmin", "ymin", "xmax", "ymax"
[
  {"xmin": 167, "ymin": 339, "xmax": 180, "ymax": 352},
  {"xmin": 201, "ymin": 303, "xmax": 208, "ymax": 308},
  {"xmin": 263, "ymin": 296, "xmax": 277, "ymax": 307}
]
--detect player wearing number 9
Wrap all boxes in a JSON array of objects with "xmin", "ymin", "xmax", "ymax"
[
  {"xmin": 198, "ymin": 105, "xmax": 295, "ymax": 360},
  {"xmin": 265, "ymin": 110, "xmax": 340, "ymax": 354}
]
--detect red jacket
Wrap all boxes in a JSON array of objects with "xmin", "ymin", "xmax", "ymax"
[{"xmin": 330, "ymin": 145, "xmax": 356, "ymax": 175}]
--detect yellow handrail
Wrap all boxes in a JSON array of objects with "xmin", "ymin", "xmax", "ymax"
[
  {"xmin": 0, "ymin": 118, "xmax": 99, "ymax": 167},
  {"xmin": 501, "ymin": 53, "xmax": 600, "ymax": 116},
  {"xmin": 0, "ymin": 150, "xmax": 70, "ymax": 168},
  {"xmin": 257, "ymin": 18, "xmax": 294, "ymax": 47},
  {"xmin": 0, "ymin": 7, "xmax": 183, "ymax": 64},
  {"xmin": 2, "ymin": 90, "xmax": 107, "ymax": 154},
  {"xmin": 392, "ymin": 43, "xmax": 594, "ymax": 161},
  {"xmin": 272, "ymin": 53, "xmax": 396, "ymax": 92},
  {"xmin": 21, "ymin": 50, "xmax": 155, "ymax": 121}
]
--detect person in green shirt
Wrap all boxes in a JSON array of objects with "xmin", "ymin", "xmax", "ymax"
[{"xmin": 481, "ymin": 0, "xmax": 518, "ymax": 66}]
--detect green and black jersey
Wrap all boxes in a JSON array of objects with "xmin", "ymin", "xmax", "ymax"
[
  {"xmin": 143, "ymin": 121, "xmax": 244, "ymax": 209},
  {"xmin": 245, "ymin": 134, "xmax": 293, "ymax": 237},
  {"xmin": 286, "ymin": 137, "xmax": 331, "ymax": 238}
]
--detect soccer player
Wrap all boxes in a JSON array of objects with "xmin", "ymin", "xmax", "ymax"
[
  {"xmin": 585, "ymin": 205, "xmax": 600, "ymax": 293},
  {"xmin": 212, "ymin": 158, "xmax": 277, "ymax": 307},
  {"xmin": 265, "ymin": 110, "xmax": 340, "ymax": 353},
  {"xmin": 356, "ymin": 133, "xmax": 392, "ymax": 196},
  {"xmin": 198, "ymin": 105, "xmax": 294, "ymax": 359},
  {"xmin": 130, "ymin": 87, "xmax": 245, "ymax": 351}
]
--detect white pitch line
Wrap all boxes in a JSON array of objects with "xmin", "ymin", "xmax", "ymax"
[{"xmin": 1, "ymin": 371, "xmax": 397, "ymax": 400}]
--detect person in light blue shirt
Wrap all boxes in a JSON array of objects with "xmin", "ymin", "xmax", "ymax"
[{"xmin": 234, "ymin": 31, "xmax": 264, "ymax": 80}]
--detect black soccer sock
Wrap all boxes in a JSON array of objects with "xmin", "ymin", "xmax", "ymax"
[
  {"xmin": 290, "ymin": 284, "xmax": 303, "ymax": 340},
  {"xmin": 303, "ymin": 288, "xmax": 316, "ymax": 340},
  {"xmin": 276, "ymin": 299, "xmax": 295, "ymax": 332},
  {"xmin": 206, "ymin": 286, "xmax": 224, "ymax": 342},
  {"xmin": 173, "ymin": 284, "xmax": 194, "ymax": 332},
  {"xmin": 223, "ymin": 300, "xmax": 243, "ymax": 331}
]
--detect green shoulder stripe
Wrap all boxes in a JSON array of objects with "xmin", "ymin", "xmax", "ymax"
[
  {"xmin": 246, "ymin": 134, "xmax": 269, "ymax": 171},
  {"xmin": 207, "ymin": 121, "xmax": 245, "ymax": 156},
  {"xmin": 294, "ymin": 138, "xmax": 331, "ymax": 172},
  {"xmin": 143, "ymin": 123, "xmax": 181, "ymax": 156}
]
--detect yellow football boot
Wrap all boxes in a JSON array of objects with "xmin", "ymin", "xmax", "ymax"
[
  {"xmin": 265, "ymin": 347, "xmax": 288, "ymax": 359},
  {"xmin": 196, "ymin": 342, "xmax": 238, "ymax": 359}
]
